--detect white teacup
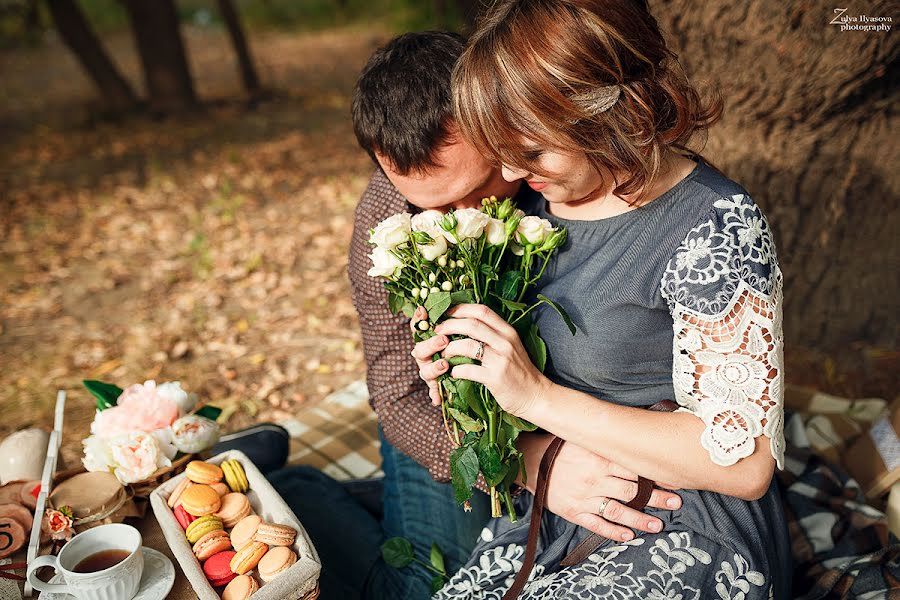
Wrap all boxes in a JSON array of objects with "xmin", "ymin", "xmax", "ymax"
[{"xmin": 27, "ymin": 523, "xmax": 144, "ymax": 600}]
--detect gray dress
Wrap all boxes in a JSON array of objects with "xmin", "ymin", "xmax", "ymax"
[{"xmin": 434, "ymin": 158, "xmax": 792, "ymax": 599}]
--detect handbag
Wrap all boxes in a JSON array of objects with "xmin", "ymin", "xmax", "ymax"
[{"xmin": 501, "ymin": 399, "xmax": 679, "ymax": 600}]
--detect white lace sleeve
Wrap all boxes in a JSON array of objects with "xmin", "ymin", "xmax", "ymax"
[{"xmin": 660, "ymin": 194, "xmax": 785, "ymax": 469}]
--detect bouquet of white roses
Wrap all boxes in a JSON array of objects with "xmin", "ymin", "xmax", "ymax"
[
  {"xmin": 81, "ymin": 379, "xmax": 221, "ymax": 485},
  {"xmin": 367, "ymin": 196, "xmax": 573, "ymax": 520}
]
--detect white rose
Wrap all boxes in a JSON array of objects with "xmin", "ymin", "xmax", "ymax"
[
  {"xmin": 366, "ymin": 246, "xmax": 404, "ymax": 278},
  {"xmin": 515, "ymin": 216, "xmax": 554, "ymax": 245},
  {"xmin": 510, "ymin": 243, "xmax": 525, "ymax": 256},
  {"xmin": 449, "ymin": 208, "xmax": 490, "ymax": 241},
  {"xmin": 369, "ymin": 212, "xmax": 412, "ymax": 248},
  {"xmin": 108, "ymin": 432, "xmax": 171, "ymax": 484},
  {"xmin": 411, "ymin": 210, "xmax": 445, "ymax": 235},
  {"xmin": 82, "ymin": 435, "xmax": 113, "ymax": 472},
  {"xmin": 171, "ymin": 415, "xmax": 220, "ymax": 454},
  {"xmin": 484, "ymin": 218, "xmax": 507, "ymax": 246},
  {"xmin": 417, "ymin": 233, "xmax": 448, "ymax": 261},
  {"xmin": 156, "ymin": 381, "xmax": 196, "ymax": 416}
]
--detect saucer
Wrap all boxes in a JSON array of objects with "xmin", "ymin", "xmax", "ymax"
[{"xmin": 43, "ymin": 547, "xmax": 175, "ymax": 600}]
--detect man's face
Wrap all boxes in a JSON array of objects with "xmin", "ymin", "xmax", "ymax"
[{"xmin": 376, "ymin": 132, "xmax": 518, "ymax": 211}]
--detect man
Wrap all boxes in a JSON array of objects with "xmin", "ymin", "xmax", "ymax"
[{"xmin": 269, "ymin": 31, "xmax": 681, "ymax": 600}]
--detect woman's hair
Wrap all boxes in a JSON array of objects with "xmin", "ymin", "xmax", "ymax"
[{"xmin": 452, "ymin": 0, "xmax": 723, "ymax": 203}]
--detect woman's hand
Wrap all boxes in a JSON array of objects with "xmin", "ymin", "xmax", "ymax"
[{"xmin": 427, "ymin": 303, "xmax": 552, "ymax": 416}]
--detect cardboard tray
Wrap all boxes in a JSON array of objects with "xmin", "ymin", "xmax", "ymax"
[{"xmin": 150, "ymin": 450, "xmax": 321, "ymax": 600}]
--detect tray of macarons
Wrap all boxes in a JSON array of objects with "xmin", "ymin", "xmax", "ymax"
[{"xmin": 150, "ymin": 449, "xmax": 321, "ymax": 600}]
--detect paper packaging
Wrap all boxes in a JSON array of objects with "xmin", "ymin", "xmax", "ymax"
[
  {"xmin": 150, "ymin": 450, "xmax": 320, "ymax": 600},
  {"xmin": 844, "ymin": 398, "xmax": 900, "ymax": 499}
]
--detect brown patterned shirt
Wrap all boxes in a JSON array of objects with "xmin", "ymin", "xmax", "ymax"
[{"xmin": 348, "ymin": 169, "xmax": 460, "ymax": 483}]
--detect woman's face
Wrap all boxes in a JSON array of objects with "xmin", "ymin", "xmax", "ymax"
[{"xmin": 500, "ymin": 146, "xmax": 605, "ymax": 205}]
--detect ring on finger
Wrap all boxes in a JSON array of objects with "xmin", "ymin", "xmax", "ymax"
[
  {"xmin": 474, "ymin": 340, "xmax": 485, "ymax": 361},
  {"xmin": 597, "ymin": 497, "xmax": 612, "ymax": 518}
]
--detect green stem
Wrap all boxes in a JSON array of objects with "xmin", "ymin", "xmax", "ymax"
[{"xmin": 412, "ymin": 557, "xmax": 445, "ymax": 576}]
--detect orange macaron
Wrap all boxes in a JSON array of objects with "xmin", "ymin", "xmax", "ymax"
[
  {"xmin": 229, "ymin": 541, "xmax": 267, "ymax": 575},
  {"xmin": 179, "ymin": 484, "xmax": 221, "ymax": 517},
  {"xmin": 214, "ymin": 493, "xmax": 252, "ymax": 528},
  {"xmin": 255, "ymin": 522, "xmax": 296, "ymax": 547},
  {"xmin": 185, "ymin": 461, "xmax": 223, "ymax": 485},
  {"xmin": 230, "ymin": 515, "xmax": 261, "ymax": 551},
  {"xmin": 257, "ymin": 546, "xmax": 298, "ymax": 582}
]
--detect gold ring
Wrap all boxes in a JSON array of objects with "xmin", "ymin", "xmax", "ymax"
[
  {"xmin": 597, "ymin": 497, "xmax": 612, "ymax": 517},
  {"xmin": 475, "ymin": 341, "xmax": 485, "ymax": 361}
]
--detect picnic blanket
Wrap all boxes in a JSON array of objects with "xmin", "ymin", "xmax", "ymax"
[{"xmin": 779, "ymin": 411, "xmax": 900, "ymax": 598}]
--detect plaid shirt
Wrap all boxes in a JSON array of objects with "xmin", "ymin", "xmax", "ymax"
[{"xmin": 348, "ymin": 169, "xmax": 460, "ymax": 483}]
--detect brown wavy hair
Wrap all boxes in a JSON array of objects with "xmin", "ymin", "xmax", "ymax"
[{"xmin": 452, "ymin": 0, "xmax": 724, "ymax": 204}]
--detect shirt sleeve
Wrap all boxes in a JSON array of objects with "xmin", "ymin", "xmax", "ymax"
[
  {"xmin": 348, "ymin": 171, "xmax": 462, "ymax": 483},
  {"xmin": 660, "ymin": 193, "xmax": 785, "ymax": 470}
]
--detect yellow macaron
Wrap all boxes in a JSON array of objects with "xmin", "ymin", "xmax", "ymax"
[
  {"xmin": 230, "ymin": 541, "xmax": 267, "ymax": 575},
  {"xmin": 221, "ymin": 459, "xmax": 249, "ymax": 493}
]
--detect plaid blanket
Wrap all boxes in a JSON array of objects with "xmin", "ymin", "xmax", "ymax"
[{"xmin": 780, "ymin": 412, "xmax": 900, "ymax": 598}]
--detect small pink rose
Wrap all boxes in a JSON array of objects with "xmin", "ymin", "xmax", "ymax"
[{"xmin": 43, "ymin": 506, "xmax": 75, "ymax": 541}]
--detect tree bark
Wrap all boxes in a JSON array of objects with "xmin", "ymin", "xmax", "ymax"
[
  {"xmin": 45, "ymin": 0, "xmax": 138, "ymax": 113},
  {"xmin": 120, "ymin": 0, "xmax": 196, "ymax": 113},
  {"xmin": 216, "ymin": 0, "xmax": 261, "ymax": 97},
  {"xmin": 651, "ymin": 1, "xmax": 899, "ymax": 352}
]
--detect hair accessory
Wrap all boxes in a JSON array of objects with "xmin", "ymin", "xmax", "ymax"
[{"xmin": 570, "ymin": 84, "xmax": 621, "ymax": 116}]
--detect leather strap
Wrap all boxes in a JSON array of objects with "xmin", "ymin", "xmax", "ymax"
[{"xmin": 502, "ymin": 399, "xmax": 680, "ymax": 599}]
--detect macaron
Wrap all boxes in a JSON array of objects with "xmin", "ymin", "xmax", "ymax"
[
  {"xmin": 186, "ymin": 461, "xmax": 224, "ymax": 485},
  {"xmin": 167, "ymin": 477, "xmax": 194, "ymax": 508},
  {"xmin": 0, "ymin": 517, "xmax": 25, "ymax": 559},
  {"xmin": 221, "ymin": 459, "xmax": 249, "ymax": 493},
  {"xmin": 0, "ymin": 503, "xmax": 33, "ymax": 531},
  {"xmin": 222, "ymin": 574, "xmax": 259, "ymax": 600},
  {"xmin": 203, "ymin": 550, "xmax": 237, "ymax": 587},
  {"xmin": 258, "ymin": 546, "xmax": 297, "ymax": 582},
  {"xmin": 180, "ymin": 484, "xmax": 221, "ymax": 516},
  {"xmin": 185, "ymin": 515, "xmax": 224, "ymax": 544},
  {"xmin": 255, "ymin": 522, "xmax": 296, "ymax": 547},
  {"xmin": 174, "ymin": 504, "xmax": 196, "ymax": 530},
  {"xmin": 230, "ymin": 540, "xmax": 267, "ymax": 575},
  {"xmin": 193, "ymin": 529, "xmax": 233, "ymax": 561},
  {"xmin": 211, "ymin": 482, "xmax": 229, "ymax": 497},
  {"xmin": 215, "ymin": 493, "xmax": 252, "ymax": 528},
  {"xmin": 230, "ymin": 515, "xmax": 261, "ymax": 551}
]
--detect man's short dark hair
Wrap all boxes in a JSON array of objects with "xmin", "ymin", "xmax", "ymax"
[{"xmin": 352, "ymin": 31, "xmax": 465, "ymax": 176}]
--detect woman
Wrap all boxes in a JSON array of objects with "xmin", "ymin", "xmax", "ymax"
[{"xmin": 413, "ymin": 0, "xmax": 791, "ymax": 598}]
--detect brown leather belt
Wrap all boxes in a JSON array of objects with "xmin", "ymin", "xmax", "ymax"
[{"xmin": 501, "ymin": 399, "xmax": 679, "ymax": 600}]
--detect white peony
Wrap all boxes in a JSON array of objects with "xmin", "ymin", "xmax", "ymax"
[
  {"xmin": 367, "ymin": 246, "xmax": 404, "ymax": 278},
  {"xmin": 449, "ymin": 208, "xmax": 491, "ymax": 241},
  {"xmin": 417, "ymin": 234, "xmax": 448, "ymax": 261},
  {"xmin": 515, "ymin": 216, "xmax": 554, "ymax": 245},
  {"xmin": 108, "ymin": 432, "xmax": 171, "ymax": 484},
  {"xmin": 82, "ymin": 435, "xmax": 113, "ymax": 472},
  {"xmin": 150, "ymin": 427, "xmax": 179, "ymax": 461},
  {"xmin": 369, "ymin": 212, "xmax": 412, "ymax": 248},
  {"xmin": 484, "ymin": 218, "xmax": 507, "ymax": 246},
  {"xmin": 156, "ymin": 381, "xmax": 196, "ymax": 416},
  {"xmin": 171, "ymin": 415, "xmax": 220, "ymax": 454}
]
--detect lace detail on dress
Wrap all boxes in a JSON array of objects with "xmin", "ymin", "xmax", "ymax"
[{"xmin": 661, "ymin": 194, "xmax": 785, "ymax": 469}]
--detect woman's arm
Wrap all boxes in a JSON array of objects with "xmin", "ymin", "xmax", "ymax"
[{"xmin": 434, "ymin": 304, "xmax": 776, "ymax": 501}]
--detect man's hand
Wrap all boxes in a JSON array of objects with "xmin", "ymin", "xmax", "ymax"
[{"xmin": 519, "ymin": 433, "xmax": 682, "ymax": 541}]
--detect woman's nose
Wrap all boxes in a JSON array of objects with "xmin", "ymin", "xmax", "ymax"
[{"xmin": 501, "ymin": 164, "xmax": 529, "ymax": 182}]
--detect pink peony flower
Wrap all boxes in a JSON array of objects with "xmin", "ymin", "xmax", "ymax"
[{"xmin": 92, "ymin": 380, "xmax": 179, "ymax": 438}]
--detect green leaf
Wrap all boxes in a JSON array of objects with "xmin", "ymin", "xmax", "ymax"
[
  {"xmin": 477, "ymin": 442, "xmax": 508, "ymax": 487},
  {"xmin": 450, "ymin": 289, "xmax": 476, "ymax": 305},
  {"xmin": 431, "ymin": 574, "xmax": 446, "ymax": 594},
  {"xmin": 447, "ymin": 355, "xmax": 475, "ymax": 366},
  {"xmin": 82, "ymin": 380, "xmax": 123, "ymax": 411},
  {"xmin": 400, "ymin": 301, "xmax": 415, "ymax": 318},
  {"xmin": 502, "ymin": 412, "xmax": 538, "ymax": 432},
  {"xmin": 387, "ymin": 292, "xmax": 406, "ymax": 315},
  {"xmin": 450, "ymin": 445, "xmax": 479, "ymax": 504},
  {"xmin": 454, "ymin": 379, "xmax": 486, "ymax": 419},
  {"xmin": 425, "ymin": 291, "xmax": 452, "ymax": 323},
  {"xmin": 381, "ymin": 537, "xmax": 414, "ymax": 568},
  {"xmin": 479, "ymin": 263, "xmax": 497, "ymax": 279},
  {"xmin": 537, "ymin": 294, "xmax": 576, "ymax": 335},
  {"xmin": 522, "ymin": 324, "xmax": 547, "ymax": 372},
  {"xmin": 430, "ymin": 542, "xmax": 446, "ymax": 574},
  {"xmin": 447, "ymin": 407, "xmax": 484, "ymax": 433},
  {"xmin": 494, "ymin": 295, "xmax": 527, "ymax": 313},
  {"xmin": 497, "ymin": 271, "xmax": 524, "ymax": 301},
  {"xmin": 503, "ymin": 457, "xmax": 521, "ymax": 488},
  {"xmin": 196, "ymin": 405, "xmax": 223, "ymax": 421}
]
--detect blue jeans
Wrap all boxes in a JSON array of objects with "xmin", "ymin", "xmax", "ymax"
[{"xmin": 267, "ymin": 430, "xmax": 491, "ymax": 599}]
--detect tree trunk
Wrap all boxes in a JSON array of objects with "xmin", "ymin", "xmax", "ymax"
[
  {"xmin": 120, "ymin": 0, "xmax": 196, "ymax": 113},
  {"xmin": 651, "ymin": 1, "xmax": 899, "ymax": 352},
  {"xmin": 216, "ymin": 0, "xmax": 261, "ymax": 97},
  {"xmin": 45, "ymin": 0, "xmax": 138, "ymax": 113}
]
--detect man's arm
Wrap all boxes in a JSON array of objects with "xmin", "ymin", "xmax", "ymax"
[{"xmin": 348, "ymin": 171, "xmax": 460, "ymax": 483}]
